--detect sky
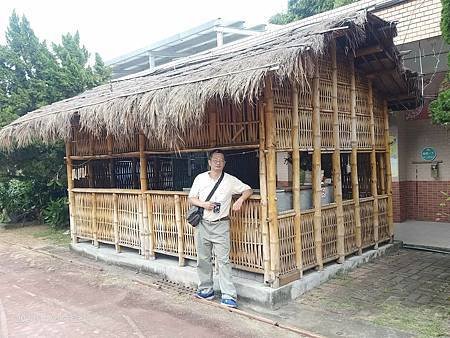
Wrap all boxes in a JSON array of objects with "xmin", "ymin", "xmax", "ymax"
[{"xmin": 0, "ymin": 0, "xmax": 287, "ymax": 62}]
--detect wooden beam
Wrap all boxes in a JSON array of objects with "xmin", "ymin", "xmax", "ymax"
[
  {"xmin": 383, "ymin": 100, "xmax": 394, "ymax": 241},
  {"xmin": 369, "ymin": 80, "xmax": 379, "ymax": 249},
  {"xmin": 312, "ymin": 64, "xmax": 323, "ymax": 270},
  {"xmin": 350, "ymin": 56, "xmax": 362, "ymax": 255},
  {"xmin": 264, "ymin": 76, "xmax": 280, "ymax": 287},
  {"xmin": 332, "ymin": 40, "xmax": 345, "ymax": 264},
  {"xmin": 65, "ymin": 141, "xmax": 77, "ymax": 244},
  {"xmin": 291, "ymin": 80, "xmax": 303, "ymax": 277},
  {"xmin": 258, "ymin": 101, "xmax": 271, "ymax": 284},
  {"xmin": 355, "ymin": 45, "xmax": 383, "ymax": 58}
]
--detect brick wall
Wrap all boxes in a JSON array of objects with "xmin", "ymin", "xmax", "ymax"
[{"xmin": 393, "ymin": 181, "xmax": 450, "ymax": 222}]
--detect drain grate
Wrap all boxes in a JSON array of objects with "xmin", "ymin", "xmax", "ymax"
[{"xmin": 144, "ymin": 278, "xmax": 196, "ymax": 295}]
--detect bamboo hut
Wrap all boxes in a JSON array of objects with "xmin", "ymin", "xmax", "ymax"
[{"xmin": 0, "ymin": 11, "xmax": 416, "ymax": 287}]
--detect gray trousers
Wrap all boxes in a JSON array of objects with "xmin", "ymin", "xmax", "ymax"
[{"xmin": 195, "ymin": 219, "xmax": 237, "ymax": 300}]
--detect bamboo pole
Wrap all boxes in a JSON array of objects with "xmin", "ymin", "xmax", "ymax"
[
  {"xmin": 258, "ymin": 101, "xmax": 271, "ymax": 284},
  {"xmin": 264, "ymin": 76, "xmax": 280, "ymax": 287},
  {"xmin": 92, "ymin": 192, "xmax": 98, "ymax": 247},
  {"xmin": 146, "ymin": 194, "xmax": 155, "ymax": 259},
  {"xmin": 383, "ymin": 100, "xmax": 394, "ymax": 241},
  {"xmin": 113, "ymin": 193, "xmax": 120, "ymax": 252},
  {"xmin": 209, "ymin": 102, "xmax": 217, "ymax": 147},
  {"xmin": 379, "ymin": 154, "xmax": 386, "ymax": 195},
  {"xmin": 368, "ymin": 80, "xmax": 379, "ymax": 249},
  {"xmin": 139, "ymin": 133, "xmax": 150, "ymax": 259},
  {"xmin": 132, "ymin": 159, "xmax": 138, "ymax": 189},
  {"xmin": 88, "ymin": 134, "xmax": 94, "ymax": 188},
  {"xmin": 291, "ymin": 80, "xmax": 303, "ymax": 277},
  {"xmin": 174, "ymin": 195, "xmax": 185, "ymax": 266},
  {"xmin": 138, "ymin": 194, "xmax": 145, "ymax": 255},
  {"xmin": 107, "ymin": 135, "xmax": 116, "ymax": 188},
  {"xmin": 350, "ymin": 56, "xmax": 362, "ymax": 255},
  {"xmin": 312, "ymin": 64, "xmax": 323, "ymax": 270},
  {"xmin": 331, "ymin": 40, "xmax": 345, "ymax": 263},
  {"xmin": 65, "ymin": 141, "xmax": 77, "ymax": 244}
]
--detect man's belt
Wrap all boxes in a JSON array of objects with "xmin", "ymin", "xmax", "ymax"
[{"xmin": 208, "ymin": 216, "xmax": 230, "ymax": 223}]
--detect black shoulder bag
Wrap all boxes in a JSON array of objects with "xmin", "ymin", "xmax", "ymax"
[{"xmin": 186, "ymin": 172, "xmax": 224, "ymax": 227}]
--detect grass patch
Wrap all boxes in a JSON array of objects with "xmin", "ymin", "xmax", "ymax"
[
  {"xmin": 372, "ymin": 301, "xmax": 448, "ymax": 338},
  {"xmin": 33, "ymin": 226, "xmax": 71, "ymax": 246}
]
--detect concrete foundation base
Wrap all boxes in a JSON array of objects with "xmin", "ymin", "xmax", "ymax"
[{"xmin": 71, "ymin": 241, "xmax": 400, "ymax": 308}]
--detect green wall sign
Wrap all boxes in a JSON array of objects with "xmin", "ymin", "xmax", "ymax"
[{"xmin": 421, "ymin": 147, "xmax": 437, "ymax": 161}]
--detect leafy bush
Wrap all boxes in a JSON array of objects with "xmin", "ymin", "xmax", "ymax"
[
  {"xmin": 0, "ymin": 180, "xmax": 37, "ymax": 222},
  {"xmin": 42, "ymin": 197, "xmax": 69, "ymax": 228}
]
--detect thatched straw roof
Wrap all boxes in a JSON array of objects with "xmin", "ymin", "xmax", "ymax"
[{"xmin": 0, "ymin": 10, "xmax": 415, "ymax": 150}]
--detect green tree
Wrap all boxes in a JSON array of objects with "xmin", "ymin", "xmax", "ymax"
[
  {"xmin": 430, "ymin": 0, "xmax": 450, "ymax": 125},
  {"xmin": 270, "ymin": 0, "xmax": 358, "ymax": 24},
  {"xmin": 0, "ymin": 12, "xmax": 110, "ymax": 223}
]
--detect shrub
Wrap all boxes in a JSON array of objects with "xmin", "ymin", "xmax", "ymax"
[
  {"xmin": 0, "ymin": 180, "xmax": 37, "ymax": 222},
  {"xmin": 42, "ymin": 197, "xmax": 69, "ymax": 228}
]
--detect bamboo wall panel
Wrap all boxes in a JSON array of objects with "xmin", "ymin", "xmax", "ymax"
[
  {"xmin": 278, "ymin": 213, "xmax": 297, "ymax": 276},
  {"xmin": 231, "ymin": 198, "xmax": 264, "ymax": 273},
  {"xmin": 113, "ymin": 134, "xmax": 139, "ymax": 154},
  {"xmin": 321, "ymin": 206, "xmax": 338, "ymax": 262},
  {"xmin": 336, "ymin": 54, "xmax": 351, "ymax": 84},
  {"xmin": 273, "ymin": 81, "xmax": 292, "ymax": 106},
  {"xmin": 117, "ymin": 194, "xmax": 141, "ymax": 249},
  {"xmin": 356, "ymin": 115, "xmax": 372, "ymax": 149},
  {"xmin": 182, "ymin": 123, "xmax": 210, "ymax": 149},
  {"xmin": 374, "ymin": 116, "xmax": 386, "ymax": 149},
  {"xmin": 217, "ymin": 101, "xmax": 259, "ymax": 146},
  {"xmin": 151, "ymin": 194, "xmax": 178, "ymax": 255},
  {"xmin": 300, "ymin": 210, "xmax": 316, "ymax": 269},
  {"xmin": 299, "ymin": 87, "xmax": 312, "ymax": 109},
  {"xmin": 73, "ymin": 162, "xmax": 89, "ymax": 188},
  {"xmin": 378, "ymin": 196, "xmax": 389, "ymax": 241},
  {"xmin": 337, "ymin": 84, "xmax": 351, "ymax": 113},
  {"xmin": 275, "ymin": 106, "xmax": 292, "ymax": 149},
  {"xmin": 343, "ymin": 201, "xmax": 357, "ymax": 254},
  {"xmin": 179, "ymin": 195, "xmax": 197, "ymax": 259},
  {"xmin": 96, "ymin": 193, "xmax": 115, "ymax": 243},
  {"xmin": 73, "ymin": 192, "xmax": 93, "ymax": 239},
  {"xmin": 319, "ymin": 80, "xmax": 333, "ymax": 111},
  {"xmin": 299, "ymin": 110, "xmax": 313, "ymax": 150},
  {"xmin": 320, "ymin": 112, "xmax": 334, "ymax": 149},
  {"xmin": 338, "ymin": 113, "xmax": 352, "ymax": 149},
  {"xmin": 360, "ymin": 198, "xmax": 375, "ymax": 247},
  {"xmin": 355, "ymin": 87, "xmax": 369, "ymax": 116},
  {"xmin": 72, "ymin": 130, "xmax": 90, "ymax": 156}
]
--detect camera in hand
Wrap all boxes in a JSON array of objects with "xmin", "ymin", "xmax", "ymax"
[{"xmin": 212, "ymin": 202, "xmax": 221, "ymax": 213}]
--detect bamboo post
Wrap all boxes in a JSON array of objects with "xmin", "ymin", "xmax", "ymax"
[
  {"xmin": 138, "ymin": 194, "xmax": 145, "ymax": 255},
  {"xmin": 175, "ymin": 195, "xmax": 185, "ymax": 266},
  {"xmin": 139, "ymin": 133, "xmax": 150, "ymax": 258},
  {"xmin": 209, "ymin": 102, "xmax": 217, "ymax": 147},
  {"xmin": 113, "ymin": 193, "xmax": 121, "ymax": 252},
  {"xmin": 379, "ymin": 154, "xmax": 386, "ymax": 195},
  {"xmin": 258, "ymin": 102, "xmax": 271, "ymax": 284},
  {"xmin": 368, "ymin": 80, "xmax": 379, "ymax": 249},
  {"xmin": 92, "ymin": 192, "xmax": 98, "ymax": 247},
  {"xmin": 88, "ymin": 134, "xmax": 94, "ymax": 188},
  {"xmin": 350, "ymin": 56, "xmax": 362, "ymax": 254},
  {"xmin": 291, "ymin": 80, "xmax": 303, "ymax": 277},
  {"xmin": 132, "ymin": 159, "xmax": 138, "ymax": 189},
  {"xmin": 312, "ymin": 64, "xmax": 323, "ymax": 270},
  {"xmin": 331, "ymin": 40, "xmax": 345, "ymax": 263},
  {"xmin": 146, "ymin": 194, "xmax": 155, "ymax": 259},
  {"xmin": 65, "ymin": 141, "xmax": 77, "ymax": 244},
  {"xmin": 383, "ymin": 100, "xmax": 394, "ymax": 241},
  {"xmin": 107, "ymin": 135, "xmax": 115, "ymax": 188},
  {"xmin": 264, "ymin": 76, "xmax": 280, "ymax": 287}
]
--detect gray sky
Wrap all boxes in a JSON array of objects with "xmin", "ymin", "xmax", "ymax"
[{"xmin": 0, "ymin": 0, "xmax": 287, "ymax": 62}]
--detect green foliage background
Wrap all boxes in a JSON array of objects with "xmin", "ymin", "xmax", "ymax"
[
  {"xmin": 430, "ymin": 0, "xmax": 450, "ymax": 125},
  {"xmin": 270, "ymin": 0, "xmax": 357, "ymax": 24},
  {"xmin": 0, "ymin": 11, "xmax": 110, "ymax": 226}
]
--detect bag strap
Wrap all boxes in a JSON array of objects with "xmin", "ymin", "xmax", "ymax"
[{"xmin": 205, "ymin": 172, "xmax": 224, "ymax": 202}]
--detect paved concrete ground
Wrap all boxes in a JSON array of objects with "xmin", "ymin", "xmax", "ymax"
[
  {"xmin": 245, "ymin": 249, "xmax": 450, "ymax": 338},
  {"xmin": 395, "ymin": 221, "xmax": 450, "ymax": 251},
  {"xmin": 1, "ymin": 225, "xmax": 449, "ymax": 338}
]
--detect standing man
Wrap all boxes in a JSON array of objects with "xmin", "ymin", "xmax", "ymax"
[{"xmin": 188, "ymin": 149, "xmax": 253, "ymax": 308}]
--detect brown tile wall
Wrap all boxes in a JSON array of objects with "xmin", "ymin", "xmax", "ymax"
[{"xmin": 393, "ymin": 181, "xmax": 450, "ymax": 222}]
